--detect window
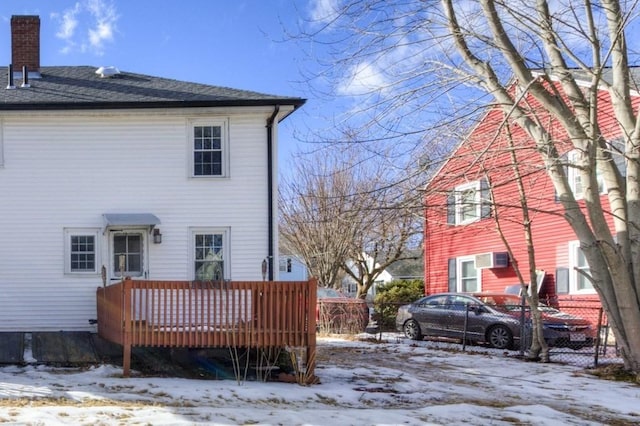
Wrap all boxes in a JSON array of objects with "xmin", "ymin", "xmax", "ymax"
[
  {"xmin": 569, "ymin": 241, "xmax": 595, "ymax": 294},
  {"xmin": 446, "ymin": 179, "xmax": 491, "ymax": 225},
  {"xmin": 448, "ymin": 256, "xmax": 481, "ymax": 293},
  {"xmin": 566, "ymin": 140, "xmax": 627, "ymax": 200},
  {"xmin": 279, "ymin": 257, "xmax": 293, "ymax": 273},
  {"xmin": 567, "ymin": 150, "xmax": 605, "ymax": 199},
  {"xmin": 190, "ymin": 120, "xmax": 228, "ymax": 177},
  {"xmin": 64, "ymin": 228, "xmax": 100, "ymax": 275},
  {"xmin": 113, "ymin": 233, "xmax": 143, "ymax": 277},
  {"xmin": 192, "ymin": 228, "xmax": 229, "ymax": 281}
]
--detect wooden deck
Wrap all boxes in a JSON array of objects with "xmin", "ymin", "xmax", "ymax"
[{"xmin": 96, "ymin": 278, "xmax": 317, "ymax": 377}]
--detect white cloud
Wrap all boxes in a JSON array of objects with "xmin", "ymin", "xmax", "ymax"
[
  {"xmin": 309, "ymin": 0, "xmax": 340, "ymax": 23},
  {"xmin": 51, "ymin": 0, "xmax": 119, "ymax": 56},
  {"xmin": 337, "ymin": 61, "xmax": 388, "ymax": 96},
  {"xmin": 52, "ymin": 3, "xmax": 81, "ymax": 40}
]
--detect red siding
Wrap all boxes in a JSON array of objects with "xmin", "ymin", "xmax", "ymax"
[{"xmin": 424, "ymin": 83, "xmax": 631, "ymax": 310}]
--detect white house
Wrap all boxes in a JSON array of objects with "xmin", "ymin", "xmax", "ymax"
[
  {"xmin": 341, "ymin": 254, "xmax": 394, "ymax": 300},
  {"xmin": 277, "ymin": 255, "xmax": 309, "ymax": 281},
  {"xmin": 0, "ymin": 16, "xmax": 304, "ymax": 332}
]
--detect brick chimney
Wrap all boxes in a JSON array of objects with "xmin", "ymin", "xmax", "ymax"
[{"xmin": 11, "ymin": 15, "xmax": 40, "ymax": 73}]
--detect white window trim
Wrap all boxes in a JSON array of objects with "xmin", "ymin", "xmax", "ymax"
[
  {"xmin": 64, "ymin": 228, "xmax": 101, "ymax": 275},
  {"xmin": 455, "ymin": 181, "xmax": 481, "ymax": 225},
  {"xmin": 188, "ymin": 118, "xmax": 230, "ymax": 178},
  {"xmin": 189, "ymin": 227, "xmax": 231, "ymax": 280},
  {"xmin": 110, "ymin": 230, "xmax": 147, "ymax": 279},
  {"xmin": 567, "ymin": 150, "xmax": 605, "ymax": 200},
  {"xmin": 568, "ymin": 240, "xmax": 596, "ymax": 294},
  {"xmin": 457, "ymin": 255, "xmax": 481, "ymax": 293}
]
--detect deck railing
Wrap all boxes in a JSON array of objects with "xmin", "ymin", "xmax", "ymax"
[{"xmin": 96, "ymin": 278, "xmax": 317, "ymax": 377}]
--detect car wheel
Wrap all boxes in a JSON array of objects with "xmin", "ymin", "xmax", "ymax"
[
  {"xmin": 403, "ymin": 319, "xmax": 423, "ymax": 341},
  {"xmin": 487, "ymin": 325, "xmax": 513, "ymax": 349}
]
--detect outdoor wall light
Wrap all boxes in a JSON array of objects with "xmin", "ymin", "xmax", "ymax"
[{"xmin": 153, "ymin": 228, "xmax": 162, "ymax": 244}]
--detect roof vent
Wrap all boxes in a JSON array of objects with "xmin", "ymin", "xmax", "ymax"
[
  {"xmin": 6, "ymin": 64, "xmax": 16, "ymax": 89},
  {"xmin": 95, "ymin": 66, "xmax": 120, "ymax": 78}
]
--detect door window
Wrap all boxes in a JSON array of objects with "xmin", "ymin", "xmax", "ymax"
[{"xmin": 113, "ymin": 233, "xmax": 143, "ymax": 277}]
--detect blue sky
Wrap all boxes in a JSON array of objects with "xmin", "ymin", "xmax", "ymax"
[{"xmin": 0, "ymin": 0, "xmax": 327, "ymax": 168}]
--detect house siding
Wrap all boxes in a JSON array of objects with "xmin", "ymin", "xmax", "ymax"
[
  {"xmin": 0, "ymin": 107, "xmax": 284, "ymax": 331},
  {"xmin": 423, "ymin": 94, "xmax": 625, "ymax": 310}
]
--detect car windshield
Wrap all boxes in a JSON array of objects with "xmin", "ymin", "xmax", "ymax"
[{"xmin": 317, "ymin": 287, "xmax": 344, "ymax": 298}]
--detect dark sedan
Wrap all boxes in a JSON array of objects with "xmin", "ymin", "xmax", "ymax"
[{"xmin": 396, "ymin": 293, "xmax": 595, "ymax": 350}]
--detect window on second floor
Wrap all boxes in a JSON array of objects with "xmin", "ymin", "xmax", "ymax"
[
  {"xmin": 567, "ymin": 150, "xmax": 604, "ymax": 199},
  {"xmin": 446, "ymin": 179, "xmax": 491, "ymax": 225},
  {"xmin": 190, "ymin": 120, "xmax": 228, "ymax": 178},
  {"xmin": 566, "ymin": 139, "xmax": 627, "ymax": 200}
]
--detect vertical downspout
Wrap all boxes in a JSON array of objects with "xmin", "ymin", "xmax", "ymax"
[{"xmin": 266, "ymin": 106, "xmax": 280, "ymax": 280}]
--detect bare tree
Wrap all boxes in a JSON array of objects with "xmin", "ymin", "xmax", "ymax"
[
  {"xmin": 343, "ymin": 180, "xmax": 422, "ymax": 299},
  {"xmin": 293, "ymin": 0, "xmax": 640, "ymax": 374},
  {"xmin": 280, "ymin": 145, "xmax": 421, "ymax": 294},
  {"xmin": 279, "ymin": 150, "xmax": 360, "ymax": 288}
]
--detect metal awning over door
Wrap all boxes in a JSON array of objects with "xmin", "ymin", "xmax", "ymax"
[{"xmin": 102, "ymin": 213, "xmax": 161, "ymax": 230}]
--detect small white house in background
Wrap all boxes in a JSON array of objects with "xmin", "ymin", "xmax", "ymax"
[
  {"xmin": 341, "ymin": 255, "xmax": 394, "ymax": 300},
  {"xmin": 277, "ymin": 255, "xmax": 309, "ymax": 281},
  {"xmin": 0, "ymin": 16, "xmax": 304, "ymax": 332}
]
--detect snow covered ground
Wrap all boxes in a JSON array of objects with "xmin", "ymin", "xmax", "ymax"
[{"xmin": 0, "ymin": 333, "xmax": 637, "ymax": 425}]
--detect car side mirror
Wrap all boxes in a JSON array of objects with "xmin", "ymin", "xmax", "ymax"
[{"xmin": 468, "ymin": 305, "xmax": 483, "ymax": 315}]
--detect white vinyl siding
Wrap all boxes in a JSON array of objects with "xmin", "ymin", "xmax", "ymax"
[
  {"xmin": 0, "ymin": 120, "xmax": 4, "ymax": 167},
  {"xmin": 0, "ymin": 107, "xmax": 289, "ymax": 331}
]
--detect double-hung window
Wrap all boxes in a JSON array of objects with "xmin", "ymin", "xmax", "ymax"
[
  {"xmin": 569, "ymin": 241, "xmax": 595, "ymax": 294},
  {"xmin": 447, "ymin": 179, "xmax": 490, "ymax": 225},
  {"xmin": 448, "ymin": 256, "xmax": 481, "ymax": 293},
  {"xmin": 457, "ymin": 183, "xmax": 480, "ymax": 224},
  {"xmin": 190, "ymin": 119, "xmax": 228, "ymax": 177},
  {"xmin": 567, "ymin": 150, "xmax": 604, "ymax": 199},
  {"xmin": 279, "ymin": 257, "xmax": 292, "ymax": 273},
  {"xmin": 64, "ymin": 228, "xmax": 100, "ymax": 275},
  {"xmin": 192, "ymin": 228, "xmax": 229, "ymax": 281}
]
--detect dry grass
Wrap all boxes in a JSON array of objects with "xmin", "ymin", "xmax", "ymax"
[
  {"xmin": 586, "ymin": 364, "xmax": 640, "ymax": 384},
  {"xmin": 0, "ymin": 397, "xmax": 157, "ymax": 408}
]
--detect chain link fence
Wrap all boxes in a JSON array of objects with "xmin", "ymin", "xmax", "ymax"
[{"xmin": 370, "ymin": 301, "xmax": 619, "ymax": 368}]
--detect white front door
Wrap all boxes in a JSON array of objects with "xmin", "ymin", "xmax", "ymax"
[{"xmin": 109, "ymin": 229, "xmax": 148, "ymax": 281}]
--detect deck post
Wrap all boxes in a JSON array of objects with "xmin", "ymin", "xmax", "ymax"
[{"xmin": 122, "ymin": 278, "xmax": 133, "ymax": 377}]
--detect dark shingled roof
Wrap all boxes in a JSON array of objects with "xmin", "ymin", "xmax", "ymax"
[{"xmin": 0, "ymin": 66, "xmax": 306, "ymax": 111}]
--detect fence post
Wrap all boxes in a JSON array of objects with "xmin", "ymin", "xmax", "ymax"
[
  {"xmin": 594, "ymin": 307, "xmax": 604, "ymax": 367},
  {"xmin": 462, "ymin": 303, "xmax": 469, "ymax": 351},
  {"xmin": 305, "ymin": 278, "xmax": 317, "ymax": 380},
  {"xmin": 122, "ymin": 278, "xmax": 133, "ymax": 377}
]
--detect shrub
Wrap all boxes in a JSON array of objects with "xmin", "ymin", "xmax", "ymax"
[{"xmin": 373, "ymin": 280, "xmax": 424, "ymax": 330}]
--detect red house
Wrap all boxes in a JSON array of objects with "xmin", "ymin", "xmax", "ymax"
[{"xmin": 423, "ymin": 71, "xmax": 634, "ymax": 312}]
